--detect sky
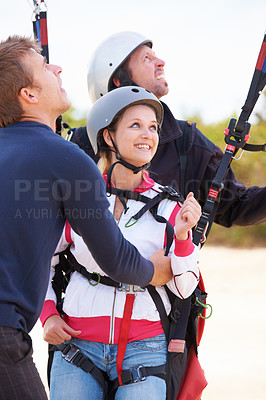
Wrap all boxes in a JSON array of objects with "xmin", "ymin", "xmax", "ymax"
[{"xmin": 1, "ymin": 0, "xmax": 265, "ymax": 124}]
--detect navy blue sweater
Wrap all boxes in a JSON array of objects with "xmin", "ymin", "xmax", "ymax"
[{"xmin": 0, "ymin": 122, "xmax": 154, "ymax": 333}]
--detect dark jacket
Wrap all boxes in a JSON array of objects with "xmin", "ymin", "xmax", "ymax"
[{"xmin": 70, "ymin": 102, "xmax": 266, "ymax": 228}]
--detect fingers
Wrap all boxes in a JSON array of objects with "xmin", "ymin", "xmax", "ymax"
[
  {"xmin": 174, "ymin": 193, "xmax": 201, "ymax": 239},
  {"xmin": 180, "ymin": 192, "xmax": 201, "ymax": 224},
  {"xmin": 43, "ymin": 315, "xmax": 81, "ymax": 345}
]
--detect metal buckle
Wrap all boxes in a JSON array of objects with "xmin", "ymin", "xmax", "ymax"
[
  {"xmin": 131, "ymin": 366, "xmax": 145, "ymax": 383},
  {"xmin": 121, "ymin": 366, "xmax": 145, "ymax": 385},
  {"xmin": 117, "ymin": 283, "xmax": 145, "ymax": 293},
  {"xmin": 62, "ymin": 344, "xmax": 80, "ymax": 362}
]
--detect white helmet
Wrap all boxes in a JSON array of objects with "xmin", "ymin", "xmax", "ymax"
[
  {"xmin": 86, "ymin": 86, "xmax": 163, "ymax": 155},
  {"xmin": 87, "ymin": 31, "xmax": 152, "ymax": 103}
]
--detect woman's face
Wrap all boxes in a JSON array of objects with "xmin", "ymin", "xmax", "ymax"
[{"xmin": 108, "ymin": 104, "xmax": 159, "ymax": 168}]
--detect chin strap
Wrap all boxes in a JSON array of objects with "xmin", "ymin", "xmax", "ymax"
[
  {"xmin": 105, "ymin": 159, "xmax": 150, "ymax": 213},
  {"xmin": 104, "ymin": 130, "xmax": 150, "ymax": 211}
]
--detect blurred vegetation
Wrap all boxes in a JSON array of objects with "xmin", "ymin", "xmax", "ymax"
[{"xmin": 61, "ymin": 94, "xmax": 266, "ymax": 248}]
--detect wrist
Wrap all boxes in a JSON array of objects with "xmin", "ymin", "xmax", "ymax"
[{"xmin": 174, "ymin": 230, "xmax": 189, "ymax": 241}]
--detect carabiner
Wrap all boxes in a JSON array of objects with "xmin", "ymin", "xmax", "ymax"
[
  {"xmin": 89, "ymin": 273, "xmax": 101, "ymax": 286},
  {"xmin": 196, "ymin": 297, "xmax": 213, "ymax": 319}
]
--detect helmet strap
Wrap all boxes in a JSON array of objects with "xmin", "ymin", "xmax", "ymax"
[
  {"xmin": 106, "ymin": 129, "xmax": 150, "ymax": 173},
  {"xmin": 105, "ymin": 129, "xmax": 150, "ymax": 211}
]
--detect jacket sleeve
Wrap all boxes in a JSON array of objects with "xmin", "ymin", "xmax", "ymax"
[
  {"xmin": 210, "ymin": 145, "xmax": 266, "ymax": 227},
  {"xmin": 167, "ymin": 233, "xmax": 200, "ymax": 299},
  {"xmin": 190, "ymin": 126, "xmax": 266, "ymax": 227},
  {"xmin": 164, "ymin": 203, "xmax": 200, "ymax": 299}
]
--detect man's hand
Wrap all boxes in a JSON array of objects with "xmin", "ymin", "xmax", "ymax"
[
  {"xmin": 149, "ymin": 249, "xmax": 172, "ymax": 286},
  {"xmin": 175, "ymin": 192, "xmax": 201, "ymax": 241},
  {"xmin": 43, "ymin": 314, "xmax": 81, "ymax": 345}
]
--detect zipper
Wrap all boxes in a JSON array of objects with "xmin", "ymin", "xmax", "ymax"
[{"xmin": 109, "ymin": 288, "xmax": 117, "ymax": 344}]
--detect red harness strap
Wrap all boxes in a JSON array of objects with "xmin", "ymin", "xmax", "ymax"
[{"xmin": 116, "ymin": 293, "xmax": 135, "ymax": 386}]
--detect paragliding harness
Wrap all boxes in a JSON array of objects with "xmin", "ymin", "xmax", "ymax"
[{"xmin": 48, "ymin": 184, "xmax": 209, "ymax": 399}]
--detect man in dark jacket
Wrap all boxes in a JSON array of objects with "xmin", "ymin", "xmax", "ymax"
[{"xmin": 71, "ymin": 31, "xmax": 266, "ymax": 233}]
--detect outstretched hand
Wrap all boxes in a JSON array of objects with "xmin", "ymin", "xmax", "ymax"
[
  {"xmin": 174, "ymin": 192, "xmax": 201, "ymax": 241},
  {"xmin": 43, "ymin": 314, "xmax": 81, "ymax": 345}
]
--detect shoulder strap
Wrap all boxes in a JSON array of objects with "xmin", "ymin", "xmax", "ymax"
[
  {"xmin": 108, "ymin": 185, "xmax": 183, "ymax": 256},
  {"xmin": 147, "ymin": 285, "xmax": 170, "ymax": 340},
  {"xmin": 174, "ymin": 121, "xmax": 194, "ymax": 195}
]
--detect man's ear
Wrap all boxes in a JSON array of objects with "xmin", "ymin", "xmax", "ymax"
[
  {"xmin": 19, "ymin": 87, "xmax": 39, "ymax": 104},
  {"xmin": 113, "ymin": 77, "xmax": 121, "ymax": 88}
]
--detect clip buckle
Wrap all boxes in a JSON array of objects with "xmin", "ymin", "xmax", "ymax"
[
  {"xmin": 117, "ymin": 283, "xmax": 145, "ymax": 293},
  {"xmin": 62, "ymin": 344, "xmax": 80, "ymax": 363}
]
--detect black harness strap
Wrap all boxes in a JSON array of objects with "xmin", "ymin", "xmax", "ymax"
[
  {"xmin": 235, "ymin": 34, "xmax": 266, "ymax": 134},
  {"xmin": 55, "ymin": 343, "xmax": 107, "ymax": 394},
  {"xmin": 174, "ymin": 121, "xmax": 194, "ymax": 195},
  {"xmin": 108, "ymin": 185, "xmax": 184, "ymax": 256},
  {"xmin": 243, "ymin": 142, "xmax": 266, "ymax": 152},
  {"xmin": 147, "ymin": 285, "xmax": 170, "ymax": 339},
  {"xmin": 108, "ymin": 364, "xmax": 167, "ymax": 399},
  {"xmin": 60, "ymin": 246, "xmax": 121, "ymax": 288}
]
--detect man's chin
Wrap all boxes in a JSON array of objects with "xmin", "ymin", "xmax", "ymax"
[
  {"xmin": 61, "ymin": 101, "xmax": 72, "ymax": 114},
  {"xmin": 157, "ymin": 85, "xmax": 169, "ymax": 99}
]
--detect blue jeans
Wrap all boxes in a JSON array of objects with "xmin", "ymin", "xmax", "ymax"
[{"xmin": 50, "ymin": 334, "xmax": 167, "ymax": 399}]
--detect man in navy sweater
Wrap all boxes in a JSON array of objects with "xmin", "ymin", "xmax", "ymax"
[{"xmin": 0, "ymin": 36, "xmax": 172, "ymax": 399}]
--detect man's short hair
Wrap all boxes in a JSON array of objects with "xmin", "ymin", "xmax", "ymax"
[{"xmin": 0, "ymin": 35, "xmax": 41, "ymax": 127}]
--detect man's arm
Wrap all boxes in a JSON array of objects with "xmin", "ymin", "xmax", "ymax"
[
  {"xmin": 200, "ymin": 141, "xmax": 266, "ymax": 227},
  {"xmin": 59, "ymin": 143, "xmax": 171, "ymax": 287}
]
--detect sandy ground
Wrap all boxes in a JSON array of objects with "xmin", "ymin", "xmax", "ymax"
[{"xmin": 31, "ymin": 246, "xmax": 266, "ymax": 399}]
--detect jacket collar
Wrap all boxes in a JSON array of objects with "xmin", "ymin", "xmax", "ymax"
[{"xmin": 159, "ymin": 101, "xmax": 183, "ymax": 144}]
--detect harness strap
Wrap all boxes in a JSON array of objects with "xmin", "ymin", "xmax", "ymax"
[
  {"xmin": 108, "ymin": 185, "xmax": 183, "ymax": 256},
  {"xmin": 55, "ymin": 343, "xmax": 107, "ymax": 393},
  {"xmin": 147, "ymin": 286, "xmax": 170, "ymax": 340},
  {"xmin": 243, "ymin": 142, "xmax": 266, "ymax": 152},
  {"xmin": 62, "ymin": 247, "xmax": 121, "ymax": 288},
  {"xmin": 174, "ymin": 121, "xmax": 194, "ymax": 195},
  {"xmin": 109, "ymin": 364, "xmax": 166, "ymax": 399},
  {"xmin": 116, "ymin": 293, "xmax": 135, "ymax": 386},
  {"xmin": 235, "ymin": 33, "xmax": 266, "ymax": 134},
  {"xmin": 32, "ymin": 1, "xmax": 49, "ymax": 63}
]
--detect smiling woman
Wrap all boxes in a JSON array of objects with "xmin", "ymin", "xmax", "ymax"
[{"xmin": 41, "ymin": 86, "xmax": 203, "ymax": 400}]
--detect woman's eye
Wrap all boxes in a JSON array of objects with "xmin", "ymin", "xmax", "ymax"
[
  {"xmin": 131, "ymin": 122, "xmax": 140, "ymax": 128},
  {"xmin": 150, "ymin": 125, "xmax": 158, "ymax": 132}
]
